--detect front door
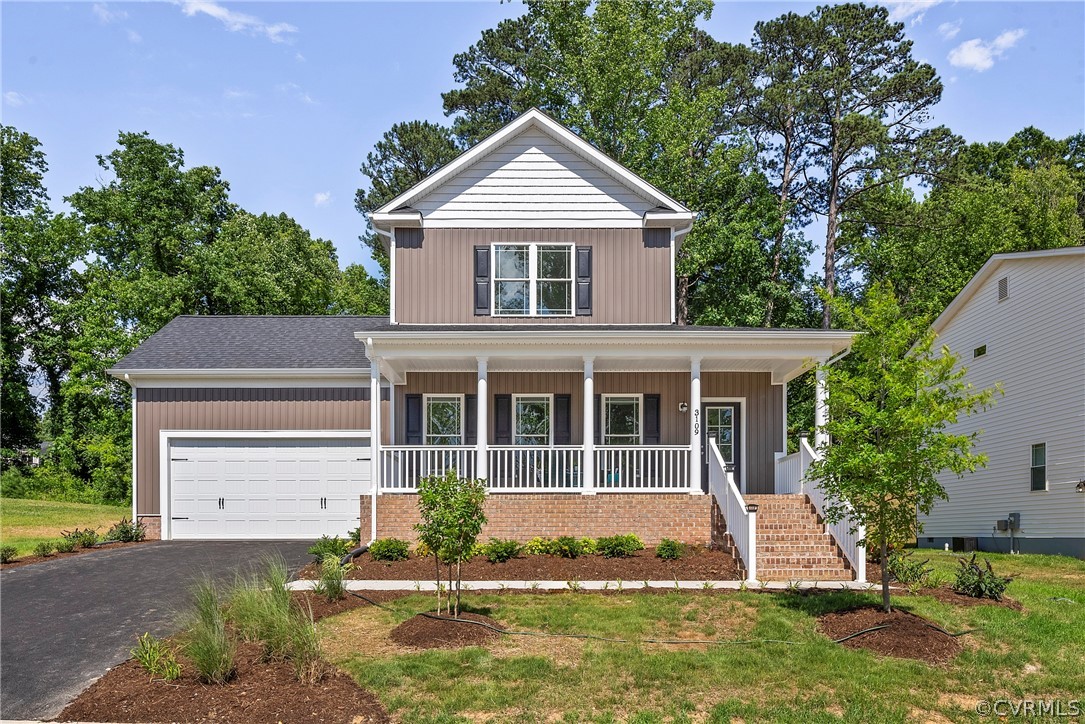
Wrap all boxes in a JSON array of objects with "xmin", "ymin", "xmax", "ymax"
[{"xmin": 702, "ymin": 403, "xmax": 740, "ymax": 491}]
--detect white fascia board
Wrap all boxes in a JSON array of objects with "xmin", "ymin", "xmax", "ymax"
[
  {"xmin": 371, "ymin": 108, "xmax": 692, "ymax": 223},
  {"xmin": 356, "ymin": 328, "xmax": 855, "ymax": 346}
]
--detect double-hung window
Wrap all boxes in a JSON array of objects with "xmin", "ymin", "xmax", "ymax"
[
  {"xmin": 1030, "ymin": 443, "xmax": 1047, "ymax": 491},
  {"xmin": 514, "ymin": 395, "xmax": 552, "ymax": 446},
  {"xmin": 425, "ymin": 395, "xmax": 463, "ymax": 446},
  {"xmin": 603, "ymin": 395, "xmax": 642, "ymax": 445},
  {"xmin": 493, "ymin": 243, "xmax": 573, "ymax": 316}
]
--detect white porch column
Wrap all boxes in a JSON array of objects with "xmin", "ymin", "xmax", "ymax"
[
  {"xmin": 369, "ymin": 353, "xmax": 382, "ymax": 543},
  {"xmin": 689, "ymin": 356, "xmax": 702, "ymax": 494},
  {"xmin": 814, "ymin": 366, "xmax": 829, "ymax": 452},
  {"xmin": 476, "ymin": 357, "xmax": 488, "ymax": 480},
  {"xmin": 582, "ymin": 357, "xmax": 595, "ymax": 494}
]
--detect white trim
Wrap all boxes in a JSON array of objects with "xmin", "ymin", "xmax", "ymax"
[
  {"xmin": 780, "ymin": 382, "xmax": 788, "ymax": 454},
  {"xmin": 669, "ymin": 227, "xmax": 676, "ymax": 324},
  {"xmin": 512, "ymin": 393, "xmax": 555, "ymax": 446},
  {"xmin": 158, "ymin": 430, "xmax": 371, "ymax": 541},
  {"xmin": 389, "ymin": 228, "xmax": 397, "ymax": 325},
  {"xmin": 491, "ymin": 242, "xmax": 575, "ymax": 318},
  {"xmin": 423, "ymin": 393, "xmax": 466, "ymax": 446},
  {"xmin": 703, "ymin": 397, "xmax": 747, "ymax": 494},
  {"xmin": 601, "ymin": 393, "xmax": 644, "ymax": 446},
  {"xmin": 131, "ymin": 387, "xmax": 138, "ymax": 522},
  {"xmin": 1030, "ymin": 441, "xmax": 1048, "ymax": 492}
]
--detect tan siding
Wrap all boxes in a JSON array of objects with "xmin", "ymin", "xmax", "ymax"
[
  {"xmin": 136, "ymin": 388, "xmax": 377, "ymax": 516},
  {"xmin": 395, "ymin": 228, "xmax": 671, "ymax": 325},
  {"xmin": 701, "ymin": 372, "xmax": 783, "ymax": 495}
]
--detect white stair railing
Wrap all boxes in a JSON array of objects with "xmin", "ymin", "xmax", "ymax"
[
  {"xmin": 707, "ymin": 439, "xmax": 757, "ymax": 583},
  {"xmin": 800, "ymin": 437, "xmax": 867, "ymax": 582},
  {"xmin": 775, "ymin": 452, "xmax": 802, "ymax": 494}
]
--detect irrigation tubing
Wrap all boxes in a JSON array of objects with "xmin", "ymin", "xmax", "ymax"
[{"xmin": 344, "ymin": 590, "xmax": 976, "ymax": 647}]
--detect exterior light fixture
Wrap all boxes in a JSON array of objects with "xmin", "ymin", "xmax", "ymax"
[{"xmin": 678, "ymin": 402, "xmax": 689, "ymax": 413}]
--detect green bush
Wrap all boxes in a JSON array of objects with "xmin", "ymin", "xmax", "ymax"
[
  {"xmin": 597, "ymin": 534, "xmax": 645, "ymax": 558},
  {"xmin": 312, "ymin": 554, "xmax": 349, "ymax": 602},
  {"xmin": 952, "ymin": 553, "xmax": 1010, "ymax": 600},
  {"xmin": 55, "ymin": 538, "xmax": 76, "ymax": 554},
  {"xmin": 524, "ymin": 537, "xmax": 555, "ymax": 556},
  {"xmin": 33, "ymin": 540, "xmax": 56, "ymax": 557},
  {"xmin": 0, "ymin": 545, "xmax": 17, "ymax": 563},
  {"xmin": 553, "ymin": 536, "xmax": 584, "ymax": 559},
  {"xmin": 185, "ymin": 578, "xmax": 236, "ymax": 684},
  {"xmin": 483, "ymin": 538, "xmax": 522, "ymax": 563},
  {"xmin": 307, "ymin": 535, "xmax": 350, "ymax": 562},
  {"xmin": 656, "ymin": 538, "xmax": 684, "ymax": 560},
  {"xmin": 106, "ymin": 517, "xmax": 146, "ymax": 543},
  {"xmin": 348, "ymin": 527, "xmax": 361, "ymax": 546},
  {"xmin": 62, "ymin": 527, "xmax": 100, "ymax": 549},
  {"xmin": 579, "ymin": 537, "xmax": 598, "ymax": 555},
  {"xmin": 886, "ymin": 549, "xmax": 932, "ymax": 584},
  {"xmin": 0, "ymin": 465, "xmax": 107, "ymax": 504},
  {"xmin": 131, "ymin": 633, "xmax": 181, "ymax": 681},
  {"xmin": 369, "ymin": 537, "xmax": 410, "ymax": 562}
]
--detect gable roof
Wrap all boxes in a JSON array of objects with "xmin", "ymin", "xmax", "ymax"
[
  {"xmin": 930, "ymin": 246, "xmax": 1085, "ymax": 334},
  {"xmin": 369, "ymin": 108, "xmax": 694, "ymax": 230},
  {"xmin": 107, "ymin": 315, "xmax": 388, "ymax": 373}
]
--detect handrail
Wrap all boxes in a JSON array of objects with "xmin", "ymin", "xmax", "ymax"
[
  {"xmin": 488, "ymin": 446, "xmax": 583, "ymax": 492},
  {"xmin": 707, "ymin": 439, "xmax": 756, "ymax": 582},
  {"xmin": 594, "ymin": 445, "xmax": 690, "ymax": 491},
  {"xmin": 800, "ymin": 438, "xmax": 867, "ymax": 582},
  {"xmin": 379, "ymin": 446, "xmax": 477, "ymax": 492}
]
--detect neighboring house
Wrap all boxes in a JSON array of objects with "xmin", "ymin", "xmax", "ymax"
[
  {"xmin": 109, "ymin": 109, "xmax": 863, "ymax": 580},
  {"xmin": 918, "ymin": 247, "xmax": 1085, "ymax": 559}
]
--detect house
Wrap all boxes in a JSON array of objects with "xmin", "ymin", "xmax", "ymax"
[
  {"xmin": 918, "ymin": 247, "xmax": 1085, "ymax": 559},
  {"xmin": 109, "ymin": 109, "xmax": 864, "ymax": 580}
]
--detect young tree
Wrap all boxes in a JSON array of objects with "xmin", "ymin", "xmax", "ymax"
[{"xmin": 807, "ymin": 283, "xmax": 998, "ymax": 612}]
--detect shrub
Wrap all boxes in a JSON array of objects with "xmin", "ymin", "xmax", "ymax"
[
  {"xmin": 55, "ymin": 538, "xmax": 76, "ymax": 554},
  {"xmin": 369, "ymin": 537, "xmax": 410, "ymax": 562},
  {"xmin": 0, "ymin": 465, "xmax": 106, "ymax": 504},
  {"xmin": 185, "ymin": 578, "xmax": 236, "ymax": 684},
  {"xmin": 131, "ymin": 633, "xmax": 181, "ymax": 681},
  {"xmin": 34, "ymin": 540, "xmax": 56, "ymax": 557},
  {"xmin": 483, "ymin": 538, "xmax": 522, "ymax": 563},
  {"xmin": 952, "ymin": 553, "xmax": 1010, "ymax": 600},
  {"xmin": 62, "ymin": 527, "xmax": 99, "ymax": 549},
  {"xmin": 312, "ymin": 554, "xmax": 348, "ymax": 602},
  {"xmin": 307, "ymin": 535, "xmax": 350, "ymax": 562},
  {"xmin": 414, "ymin": 541, "xmax": 432, "ymax": 558},
  {"xmin": 415, "ymin": 469, "xmax": 488, "ymax": 617},
  {"xmin": 524, "ymin": 537, "xmax": 555, "ymax": 556},
  {"xmin": 656, "ymin": 538, "xmax": 684, "ymax": 560},
  {"xmin": 886, "ymin": 549, "xmax": 932, "ymax": 585},
  {"xmin": 579, "ymin": 537, "xmax": 598, "ymax": 555},
  {"xmin": 552, "ymin": 536, "xmax": 584, "ymax": 559},
  {"xmin": 597, "ymin": 534, "xmax": 645, "ymax": 558},
  {"xmin": 106, "ymin": 517, "xmax": 146, "ymax": 543},
  {"xmin": 0, "ymin": 545, "xmax": 17, "ymax": 563},
  {"xmin": 348, "ymin": 527, "xmax": 361, "ymax": 546}
]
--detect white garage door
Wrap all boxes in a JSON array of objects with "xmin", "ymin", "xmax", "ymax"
[{"xmin": 167, "ymin": 437, "xmax": 371, "ymax": 540}]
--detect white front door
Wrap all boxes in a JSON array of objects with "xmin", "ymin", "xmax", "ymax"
[{"xmin": 168, "ymin": 437, "xmax": 370, "ymax": 540}]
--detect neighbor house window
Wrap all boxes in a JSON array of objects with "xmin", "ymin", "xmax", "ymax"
[
  {"xmin": 1030, "ymin": 443, "xmax": 1047, "ymax": 491},
  {"xmin": 493, "ymin": 243, "xmax": 573, "ymax": 316},
  {"xmin": 603, "ymin": 395, "xmax": 642, "ymax": 445},
  {"xmin": 514, "ymin": 395, "xmax": 552, "ymax": 446},
  {"xmin": 425, "ymin": 396, "xmax": 463, "ymax": 446}
]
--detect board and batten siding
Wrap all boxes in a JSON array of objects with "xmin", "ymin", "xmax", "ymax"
[
  {"xmin": 412, "ymin": 128, "xmax": 656, "ymax": 226},
  {"xmin": 395, "ymin": 228, "xmax": 672, "ymax": 325},
  {"xmin": 394, "ymin": 371, "xmax": 783, "ymax": 494},
  {"xmin": 919, "ymin": 254, "xmax": 1085, "ymax": 543},
  {"xmin": 135, "ymin": 388, "xmax": 384, "ymax": 517}
]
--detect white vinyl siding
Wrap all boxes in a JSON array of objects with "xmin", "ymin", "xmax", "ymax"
[{"xmin": 919, "ymin": 254, "xmax": 1085, "ymax": 542}]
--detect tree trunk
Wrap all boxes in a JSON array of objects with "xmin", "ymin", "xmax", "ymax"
[
  {"xmin": 764, "ymin": 119, "xmax": 795, "ymax": 328},
  {"xmin": 455, "ymin": 559, "xmax": 462, "ymax": 618},
  {"xmin": 447, "ymin": 562, "xmax": 453, "ymax": 615},
  {"xmin": 881, "ymin": 539, "xmax": 891, "ymax": 613},
  {"xmin": 434, "ymin": 553, "xmax": 441, "ymax": 613},
  {"xmin": 676, "ymin": 276, "xmax": 689, "ymax": 326},
  {"xmin": 822, "ymin": 177, "xmax": 839, "ymax": 330}
]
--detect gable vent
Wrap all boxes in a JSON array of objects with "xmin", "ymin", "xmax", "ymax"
[{"xmin": 997, "ymin": 276, "xmax": 1008, "ymax": 301}]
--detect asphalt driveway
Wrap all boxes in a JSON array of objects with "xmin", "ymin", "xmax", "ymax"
[{"xmin": 0, "ymin": 540, "xmax": 313, "ymax": 721}]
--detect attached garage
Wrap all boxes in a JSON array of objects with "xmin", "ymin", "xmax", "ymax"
[{"xmin": 163, "ymin": 434, "xmax": 371, "ymax": 540}]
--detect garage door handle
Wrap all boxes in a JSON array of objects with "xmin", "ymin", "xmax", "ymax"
[
  {"xmin": 172, "ymin": 517, "xmax": 189, "ymax": 520},
  {"xmin": 171, "ymin": 458, "xmax": 189, "ymax": 462}
]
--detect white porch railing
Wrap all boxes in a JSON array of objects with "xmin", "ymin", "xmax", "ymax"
[
  {"xmin": 708, "ymin": 439, "xmax": 756, "ymax": 582},
  {"xmin": 379, "ymin": 446, "xmax": 477, "ymax": 492},
  {"xmin": 594, "ymin": 446, "xmax": 691, "ymax": 491},
  {"xmin": 775, "ymin": 437, "xmax": 818, "ymax": 494},
  {"xmin": 800, "ymin": 438, "xmax": 867, "ymax": 582},
  {"xmin": 488, "ymin": 446, "xmax": 583, "ymax": 491}
]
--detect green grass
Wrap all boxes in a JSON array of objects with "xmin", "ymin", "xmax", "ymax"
[
  {"xmin": 320, "ymin": 550, "xmax": 1085, "ymax": 722},
  {"xmin": 0, "ymin": 497, "xmax": 130, "ymax": 556}
]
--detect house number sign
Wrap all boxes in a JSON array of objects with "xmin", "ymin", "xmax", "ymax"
[{"xmin": 693, "ymin": 408, "xmax": 700, "ymax": 435}]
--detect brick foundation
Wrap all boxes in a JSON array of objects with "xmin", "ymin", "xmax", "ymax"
[
  {"xmin": 361, "ymin": 493, "xmax": 711, "ymax": 544},
  {"xmin": 138, "ymin": 515, "xmax": 162, "ymax": 540}
]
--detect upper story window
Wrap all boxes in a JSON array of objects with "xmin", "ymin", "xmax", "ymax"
[{"xmin": 493, "ymin": 243, "xmax": 573, "ymax": 316}]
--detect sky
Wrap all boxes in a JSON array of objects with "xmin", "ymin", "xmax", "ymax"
[{"xmin": 3, "ymin": 1, "xmax": 1083, "ymax": 277}]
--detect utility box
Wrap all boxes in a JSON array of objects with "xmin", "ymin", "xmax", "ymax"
[
  {"xmin": 1008, "ymin": 512, "xmax": 1021, "ymax": 530},
  {"xmin": 995, "ymin": 519, "xmax": 1009, "ymax": 531},
  {"xmin": 952, "ymin": 537, "xmax": 978, "ymax": 552}
]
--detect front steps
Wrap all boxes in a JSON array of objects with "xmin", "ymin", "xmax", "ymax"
[{"xmin": 745, "ymin": 494, "xmax": 855, "ymax": 581}]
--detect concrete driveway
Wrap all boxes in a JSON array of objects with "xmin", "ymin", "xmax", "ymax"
[{"xmin": 0, "ymin": 540, "xmax": 313, "ymax": 721}]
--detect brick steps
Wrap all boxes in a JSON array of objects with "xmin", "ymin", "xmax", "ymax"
[{"xmin": 745, "ymin": 494, "xmax": 854, "ymax": 581}]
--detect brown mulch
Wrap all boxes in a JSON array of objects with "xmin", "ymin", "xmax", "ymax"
[
  {"xmin": 55, "ymin": 641, "xmax": 389, "ymax": 724},
  {"xmin": 293, "ymin": 590, "xmax": 411, "ymax": 622},
  {"xmin": 816, "ymin": 605, "xmax": 963, "ymax": 664},
  {"xmin": 389, "ymin": 612, "xmax": 504, "ymax": 649},
  {"xmin": 865, "ymin": 562, "xmax": 1020, "ymax": 609},
  {"xmin": 0, "ymin": 541, "xmax": 148, "ymax": 571},
  {"xmin": 300, "ymin": 546, "xmax": 741, "ymax": 582}
]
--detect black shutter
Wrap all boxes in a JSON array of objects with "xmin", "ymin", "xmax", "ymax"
[
  {"xmin": 554, "ymin": 394, "xmax": 571, "ymax": 445},
  {"xmin": 405, "ymin": 394, "xmax": 423, "ymax": 445},
  {"xmin": 464, "ymin": 394, "xmax": 477, "ymax": 445},
  {"xmin": 474, "ymin": 245, "xmax": 490, "ymax": 316},
  {"xmin": 361, "ymin": 387, "xmax": 371, "ymax": 401},
  {"xmin": 643, "ymin": 394, "xmax": 661, "ymax": 445},
  {"xmin": 494, "ymin": 394, "xmax": 512, "ymax": 444},
  {"xmin": 380, "ymin": 387, "xmax": 391, "ymax": 402},
  {"xmin": 396, "ymin": 227, "xmax": 424, "ymax": 249},
  {"xmin": 575, "ymin": 246, "xmax": 592, "ymax": 316},
  {"xmin": 642, "ymin": 228, "xmax": 670, "ymax": 248},
  {"xmin": 594, "ymin": 393, "xmax": 602, "ymax": 445}
]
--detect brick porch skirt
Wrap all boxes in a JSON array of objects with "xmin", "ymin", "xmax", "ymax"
[{"xmin": 361, "ymin": 493, "xmax": 713, "ymax": 545}]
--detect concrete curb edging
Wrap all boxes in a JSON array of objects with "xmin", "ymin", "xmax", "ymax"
[{"xmin": 288, "ymin": 579, "xmax": 881, "ymax": 591}]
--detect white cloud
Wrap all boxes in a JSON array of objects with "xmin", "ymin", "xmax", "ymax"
[
  {"xmin": 92, "ymin": 3, "xmax": 127, "ymax": 23},
  {"xmin": 295, "ymin": 52, "xmax": 305, "ymax": 62},
  {"xmin": 948, "ymin": 28, "xmax": 1027, "ymax": 72},
  {"xmin": 3, "ymin": 91, "xmax": 29, "ymax": 107},
  {"xmin": 937, "ymin": 19, "xmax": 962, "ymax": 40},
  {"xmin": 276, "ymin": 82, "xmax": 316, "ymax": 105},
  {"xmin": 883, "ymin": 0, "xmax": 942, "ymax": 24},
  {"xmin": 127, "ymin": 29, "xmax": 143, "ymax": 44},
  {"xmin": 313, "ymin": 192, "xmax": 332, "ymax": 207},
  {"xmin": 177, "ymin": 0, "xmax": 297, "ymax": 43},
  {"xmin": 223, "ymin": 88, "xmax": 253, "ymax": 100}
]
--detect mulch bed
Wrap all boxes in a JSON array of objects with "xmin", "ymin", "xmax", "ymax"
[
  {"xmin": 300, "ymin": 546, "xmax": 741, "ymax": 582},
  {"xmin": 293, "ymin": 590, "xmax": 410, "ymax": 622},
  {"xmin": 0, "ymin": 541, "xmax": 148, "ymax": 571},
  {"xmin": 816, "ymin": 605, "xmax": 963, "ymax": 663},
  {"xmin": 56, "ymin": 640, "xmax": 389, "ymax": 723},
  {"xmin": 390, "ymin": 612, "xmax": 504, "ymax": 649}
]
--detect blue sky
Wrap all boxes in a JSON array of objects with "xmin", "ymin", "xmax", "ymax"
[{"xmin": 3, "ymin": 1, "xmax": 1082, "ymax": 276}]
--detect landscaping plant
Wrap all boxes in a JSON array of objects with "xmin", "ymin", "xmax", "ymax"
[
  {"xmin": 579, "ymin": 537, "xmax": 598, "ymax": 555},
  {"xmin": 524, "ymin": 537, "xmax": 556, "ymax": 556},
  {"xmin": 33, "ymin": 540, "xmax": 55, "ymax": 557},
  {"xmin": 348, "ymin": 526, "xmax": 361, "ymax": 546},
  {"xmin": 62, "ymin": 527, "xmax": 100, "ymax": 548},
  {"xmin": 312, "ymin": 554, "xmax": 349, "ymax": 602},
  {"xmin": 185, "ymin": 578, "xmax": 236, "ymax": 684},
  {"xmin": 597, "ymin": 534, "xmax": 645, "ymax": 558},
  {"xmin": 952, "ymin": 553, "xmax": 1011, "ymax": 600},
  {"xmin": 307, "ymin": 535, "xmax": 350, "ymax": 562},
  {"xmin": 483, "ymin": 538, "xmax": 522, "ymax": 563},
  {"xmin": 887, "ymin": 549, "xmax": 933, "ymax": 585},
  {"xmin": 0, "ymin": 545, "xmax": 17, "ymax": 563},
  {"xmin": 369, "ymin": 537, "xmax": 410, "ymax": 562},
  {"xmin": 131, "ymin": 633, "xmax": 181, "ymax": 681},
  {"xmin": 414, "ymin": 469, "xmax": 487, "ymax": 617},
  {"xmin": 553, "ymin": 536, "xmax": 584, "ymax": 558},
  {"xmin": 55, "ymin": 538, "xmax": 76, "ymax": 553},
  {"xmin": 106, "ymin": 517, "xmax": 146, "ymax": 542},
  {"xmin": 656, "ymin": 538, "xmax": 684, "ymax": 560}
]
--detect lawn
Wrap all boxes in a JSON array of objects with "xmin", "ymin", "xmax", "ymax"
[
  {"xmin": 320, "ymin": 550, "xmax": 1085, "ymax": 723},
  {"xmin": 0, "ymin": 497, "xmax": 131, "ymax": 556}
]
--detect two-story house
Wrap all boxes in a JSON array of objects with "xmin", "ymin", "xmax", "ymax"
[{"xmin": 109, "ymin": 109, "xmax": 862, "ymax": 580}]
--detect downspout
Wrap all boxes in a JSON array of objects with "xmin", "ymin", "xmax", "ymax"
[
  {"xmin": 366, "ymin": 337, "xmax": 380, "ymax": 546},
  {"xmin": 127, "ymin": 375, "xmax": 137, "ymax": 524}
]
